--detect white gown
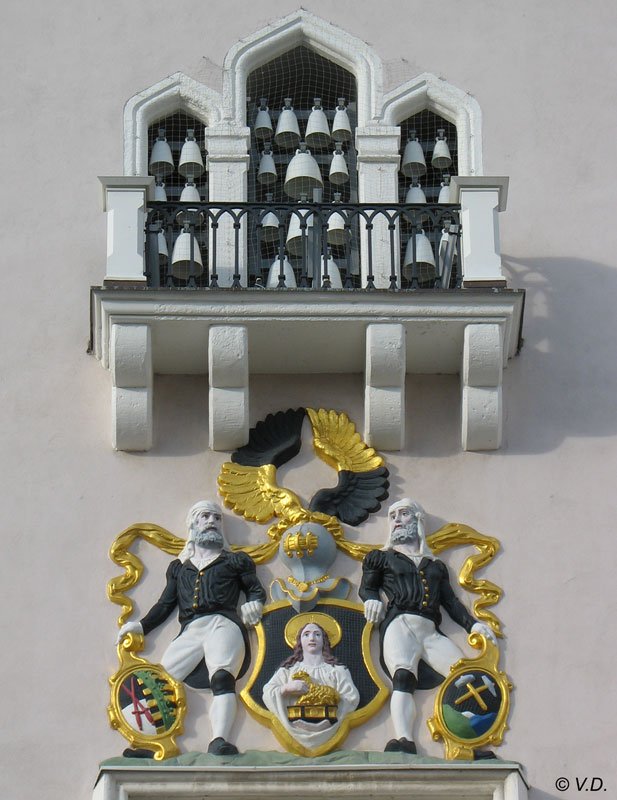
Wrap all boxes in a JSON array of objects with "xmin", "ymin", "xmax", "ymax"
[{"xmin": 262, "ymin": 661, "xmax": 360, "ymax": 749}]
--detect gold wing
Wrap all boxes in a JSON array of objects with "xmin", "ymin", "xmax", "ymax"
[
  {"xmin": 218, "ymin": 462, "xmax": 304, "ymax": 524},
  {"xmin": 307, "ymin": 407, "xmax": 384, "ymax": 473}
]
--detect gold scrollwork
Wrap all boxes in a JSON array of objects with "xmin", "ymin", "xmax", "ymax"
[{"xmin": 427, "ymin": 634, "xmax": 512, "ymax": 760}]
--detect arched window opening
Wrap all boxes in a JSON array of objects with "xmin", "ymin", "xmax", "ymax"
[{"xmin": 246, "ymin": 46, "xmax": 359, "ymax": 286}]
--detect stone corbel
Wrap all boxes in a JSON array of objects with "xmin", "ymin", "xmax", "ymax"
[
  {"xmin": 365, "ymin": 323, "xmax": 406, "ymax": 450},
  {"xmin": 111, "ymin": 323, "xmax": 153, "ymax": 451},
  {"xmin": 449, "ymin": 177, "xmax": 509, "ymax": 288},
  {"xmin": 461, "ymin": 323, "xmax": 503, "ymax": 451},
  {"xmin": 208, "ymin": 325, "xmax": 249, "ymax": 451},
  {"xmin": 99, "ymin": 176, "xmax": 155, "ymax": 285}
]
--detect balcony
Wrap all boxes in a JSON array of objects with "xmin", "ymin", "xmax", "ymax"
[{"xmin": 91, "ymin": 176, "xmax": 523, "ymax": 453}]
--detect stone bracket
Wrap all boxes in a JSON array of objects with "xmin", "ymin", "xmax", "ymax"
[
  {"xmin": 111, "ymin": 323, "xmax": 153, "ymax": 451},
  {"xmin": 461, "ymin": 323, "xmax": 503, "ymax": 451},
  {"xmin": 208, "ymin": 325, "xmax": 249, "ymax": 451},
  {"xmin": 365, "ymin": 323, "xmax": 406, "ymax": 450}
]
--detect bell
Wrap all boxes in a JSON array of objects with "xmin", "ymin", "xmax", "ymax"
[
  {"xmin": 401, "ymin": 132, "xmax": 426, "ymax": 178},
  {"xmin": 305, "ymin": 97, "xmax": 331, "ymax": 150},
  {"xmin": 257, "ymin": 145, "xmax": 277, "ymax": 185},
  {"xmin": 266, "ymin": 256, "xmax": 297, "ymax": 288},
  {"xmin": 274, "ymin": 98, "xmax": 301, "ymax": 150},
  {"xmin": 254, "ymin": 98, "xmax": 273, "ymax": 141},
  {"xmin": 432, "ymin": 129, "xmax": 452, "ymax": 170},
  {"xmin": 438, "ymin": 175, "xmax": 452, "ymax": 203},
  {"xmin": 403, "ymin": 230, "xmax": 436, "ymax": 286},
  {"xmin": 286, "ymin": 204, "xmax": 313, "ymax": 256},
  {"xmin": 327, "ymin": 193, "xmax": 348, "ymax": 246},
  {"xmin": 178, "ymin": 129, "xmax": 204, "ymax": 178},
  {"xmin": 405, "ymin": 181, "xmax": 428, "ymax": 224},
  {"xmin": 319, "ymin": 254, "xmax": 343, "ymax": 288},
  {"xmin": 154, "ymin": 180, "xmax": 167, "ymax": 202},
  {"xmin": 158, "ymin": 230, "xmax": 168, "ymax": 264},
  {"xmin": 175, "ymin": 181, "xmax": 203, "ymax": 224},
  {"xmin": 332, "ymin": 98, "xmax": 352, "ymax": 143},
  {"xmin": 171, "ymin": 229, "xmax": 204, "ymax": 280},
  {"xmin": 149, "ymin": 129, "xmax": 174, "ymax": 177},
  {"xmin": 284, "ymin": 143, "xmax": 323, "ymax": 200},
  {"xmin": 329, "ymin": 143, "xmax": 349, "ymax": 185}
]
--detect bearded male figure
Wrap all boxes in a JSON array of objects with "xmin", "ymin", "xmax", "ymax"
[
  {"xmin": 359, "ymin": 499, "xmax": 496, "ymax": 755},
  {"xmin": 117, "ymin": 500, "xmax": 266, "ymax": 756}
]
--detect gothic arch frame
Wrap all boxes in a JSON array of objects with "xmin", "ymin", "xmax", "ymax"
[
  {"xmin": 221, "ymin": 10, "xmax": 383, "ymax": 128},
  {"xmin": 123, "ymin": 72, "xmax": 223, "ymax": 176},
  {"xmin": 379, "ymin": 73, "xmax": 483, "ymax": 176}
]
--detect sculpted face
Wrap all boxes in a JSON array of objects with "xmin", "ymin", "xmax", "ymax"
[
  {"xmin": 300, "ymin": 623, "xmax": 324, "ymax": 657},
  {"xmin": 193, "ymin": 508, "xmax": 224, "ymax": 549},
  {"xmin": 389, "ymin": 505, "xmax": 419, "ymax": 547}
]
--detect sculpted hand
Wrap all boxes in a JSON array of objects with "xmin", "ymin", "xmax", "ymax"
[
  {"xmin": 471, "ymin": 621, "xmax": 498, "ymax": 646},
  {"xmin": 241, "ymin": 600, "xmax": 264, "ymax": 627},
  {"xmin": 363, "ymin": 599, "xmax": 384, "ymax": 624},
  {"xmin": 116, "ymin": 620, "xmax": 143, "ymax": 644},
  {"xmin": 282, "ymin": 679, "xmax": 309, "ymax": 696}
]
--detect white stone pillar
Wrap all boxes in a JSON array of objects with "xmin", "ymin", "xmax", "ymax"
[
  {"xmin": 110, "ymin": 323, "xmax": 153, "ymax": 451},
  {"xmin": 208, "ymin": 325, "xmax": 249, "ymax": 451},
  {"xmin": 203, "ymin": 124, "xmax": 251, "ymax": 287},
  {"xmin": 450, "ymin": 177, "xmax": 509, "ymax": 288},
  {"xmin": 355, "ymin": 127, "xmax": 401, "ymax": 288},
  {"xmin": 461, "ymin": 323, "xmax": 503, "ymax": 451},
  {"xmin": 99, "ymin": 177, "xmax": 154, "ymax": 284},
  {"xmin": 365, "ymin": 323, "xmax": 406, "ymax": 450}
]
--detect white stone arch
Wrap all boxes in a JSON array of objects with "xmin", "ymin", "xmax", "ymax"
[
  {"xmin": 379, "ymin": 73, "xmax": 483, "ymax": 176},
  {"xmin": 123, "ymin": 72, "xmax": 223, "ymax": 176},
  {"xmin": 222, "ymin": 10, "xmax": 383, "ymax": 128}
]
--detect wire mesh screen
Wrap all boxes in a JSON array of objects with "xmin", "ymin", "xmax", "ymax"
[
  {"xmin": 147, "ymin": 112, "xmax": 208, "ymax": 201},
  {"xmin": 246, "ymin": 46, "xmax": 359, "ymax": 285},
  {"xmin": 399, "ymin": 110, "xmax": 457, "ymax": 203}
]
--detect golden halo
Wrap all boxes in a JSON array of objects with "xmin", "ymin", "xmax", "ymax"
[{"xmin": 284, "ymin": 612, "xmax": 342, "ymax": 649}]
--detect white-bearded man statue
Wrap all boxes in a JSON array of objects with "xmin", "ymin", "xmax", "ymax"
[
  {"xmin": 359, "ymin": 499, "xmax": 496, "ymax": 755},
  {"xmin": 117, "ymin": 500, "xmax": 266, "ymax": 756}
]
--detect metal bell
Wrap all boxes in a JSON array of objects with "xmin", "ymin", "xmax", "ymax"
[
  {"xmin": 405, "ymin": 181, "xmax": 428, "ymax": 224},
  {"xmin": 257, "ymin": 145, "xmax": 277, "ymax": 185},
  {"xmin": 305, "ymin": 97, "xmax": 331, "ymax": 150},
  {"xmin": 332, "ymin": 98, "xmax": 352, "ymax": 143},
  {"xmin": 403, "ymin": 230, "xmax": 436, "ymax": 286},
  {"xmin": 171, "ymin": 229, "xmax": 204, "ymax": 280},
  {"xmin": 432, "ymin": 129, "xmax": 452, "ymax": 170},
  {"xmin": 175, "ymin": 181, "xmax": 203, "ymax": 224},
  {"xmin": 158, "ymin": 230, "xmax": 168, "ymax": 264},
  {"xmin": 401, "ymin": 132, "xmax": 426, "ymax": 178},
  {"xmin": 327, "ymin": 193, "xmax": 348, "ymax": 246},
  {"xmin": 284, "ymin": 143, "xmax": 323, "ymax": 200},
  {"xmin": 254, "ymin": 98, "xmax": 273, "ymax": 141},
  {"xmin": 319, "ymin": 254, "xmax": 343, "ymax": 288},
  {"xmin": 149, "ymin": 129, "xmax": 174, "ymax": 177},
  {"xmin": 266, "ymin": 256, "xmax": 297, "ymax": 288},
  {"xmin": 329, "ymin": 143, "xmax": 349, "ymax": 185},
  {"xmin": 178, "ymin": 129, "xmax": 204, "ymax": 178},
  {"xmin": 286, "ymin": 203, "xmax": 314, "ymax": 256},
  {"xmin": 438, "ymin": 175, "xmax": 452, "ymax": 203},
  {"xmin": 154, "ymin": 180, "xmax": 167, "ymax": 202},
  {"xmin": 274, "ymin": 98, "xmax": 300, "ymax": 150}
]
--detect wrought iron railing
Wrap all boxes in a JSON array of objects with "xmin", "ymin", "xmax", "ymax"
[{"xmin": 145, "ymin": 202, "xmax": 462, "ymax": 290}]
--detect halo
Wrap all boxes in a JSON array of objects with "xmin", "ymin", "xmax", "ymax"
[{"xmin": 284, "ymin": 612, "xmax": 342, "ymax": 649}]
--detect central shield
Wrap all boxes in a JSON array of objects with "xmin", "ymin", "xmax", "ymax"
[{"xmin": 241, "ymin": 599, "xmax": 388, "ymax": 756}]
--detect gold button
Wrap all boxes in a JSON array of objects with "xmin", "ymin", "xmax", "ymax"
[
  {"xmin": 193, "ymin": 603, "xmax": 198, "ymax": 608},
  {"xmin": 419, "ymin": 571, "xmax": 424, "ymax": 576},
  {"xmin": 422, "ymin": 601, "xmax": 428, "ymax": 607}
]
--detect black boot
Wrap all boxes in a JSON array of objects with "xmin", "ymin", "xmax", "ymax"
[
  {"xmin": 384, "ymin": 737, "xmax": 417, "ymax": 754},
  {"xmin": 122, "ymin": 747, "xmax": 155, "ymax": 759},
  {"xmin": 208, "ymin": 737, "xmax": 239, "ymax": 756}
]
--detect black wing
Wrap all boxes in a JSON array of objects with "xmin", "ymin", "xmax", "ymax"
[
  {"xmin": 308, "ymin": 467, "xmax": 389, "ymax": 526},
  {"xmin": 232, "ymin": 408, "xmax": 306, "ymax": 467}
]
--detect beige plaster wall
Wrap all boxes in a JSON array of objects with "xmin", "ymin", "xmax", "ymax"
[{"xmin": 1, "ymin": 2, "xmax": 616, "ymax": 799}]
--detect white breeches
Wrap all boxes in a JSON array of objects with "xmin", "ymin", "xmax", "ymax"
[
  {"xmin": 382, "ymin": 614, "xmax": 464, "ymax": 679},
  {"xmin": 160, "ymin": 614, "xmax": 245, "ymax": 682}
]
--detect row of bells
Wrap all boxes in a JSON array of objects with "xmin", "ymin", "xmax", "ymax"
[
  {"xmin": 159, "ymin": 223, "xmax": 443, "ymax": 283},
  {"xmin": 254, "ymin": 97, "xmax": 352, "ymax": 150},
  {"xmin": 401, "ymin": 128, "xmax": 452, "ymax": 177},
  {"xmin": 257, "ymin": 143, "xmax": 349, "ymax": 196}
]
